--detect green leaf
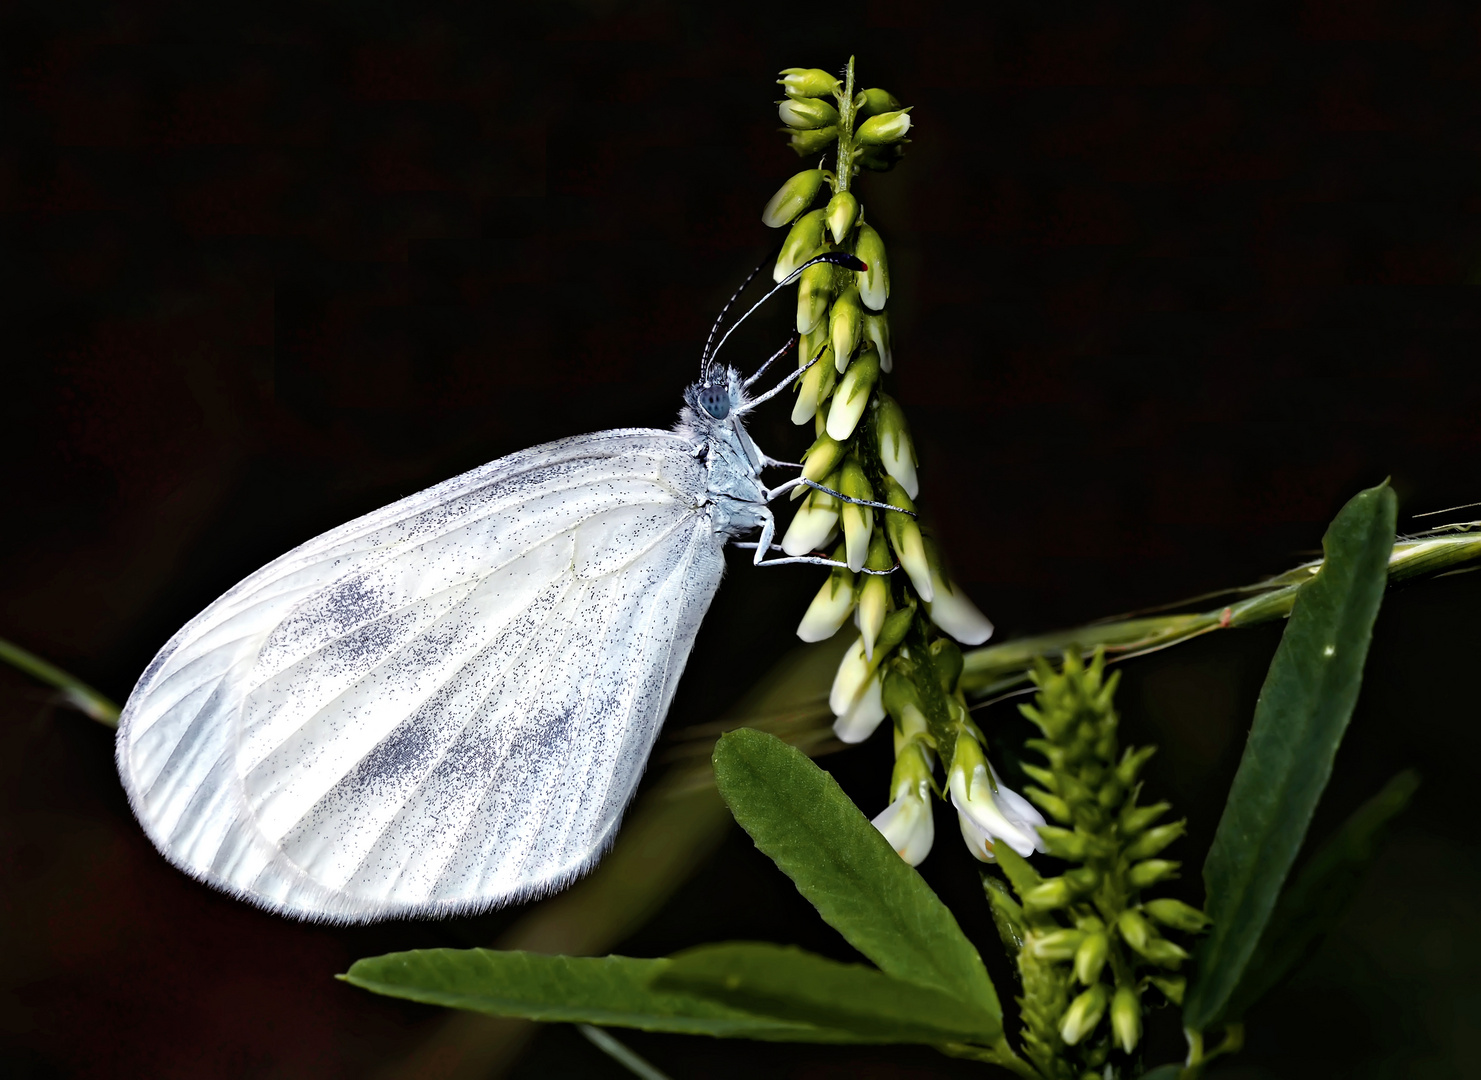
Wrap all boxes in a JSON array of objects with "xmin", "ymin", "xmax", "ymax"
[
  {"xmin": 1183, "ymin": 482, "xmax": 1397, "ymax": 1032},
  {"xmin": 341, "ymin": 948, "xmax": 863, "ymax": 1043},
  {"xmin": 658, "ymin": 942, "xmax": 1000, "ymax": 1045},
  {"xmin": 1222, "ymin": 769, "xmax": 1418, "ymax": 1020},
  {"xmin": 712, "ymin": 729, "xmax": 1000, "ymax": 1021},
  {"xmin": 1137, "ymin": 1066, "xmax": 1183, "ymax": 1080}
]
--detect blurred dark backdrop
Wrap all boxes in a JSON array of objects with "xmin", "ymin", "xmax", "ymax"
[{"xmin": 3, "ymin": 2, "xmax": 1479, "ymax": 1077}]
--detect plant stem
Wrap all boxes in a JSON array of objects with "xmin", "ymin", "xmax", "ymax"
[
  {"xmin": 835, "ymin": 56, "xmax": 857, "ymax": 194},
  {"xmin": 0, "ymin": 636, "xmax": 120, "ymax": 726},
  {"xmin": 960, "ymin": 525, "xmax": 1481, "ymax": 703}
]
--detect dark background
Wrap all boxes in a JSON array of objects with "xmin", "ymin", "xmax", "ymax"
[{"xmin": 3, "ymin": 1, "xmax": 1479, "ymax": 1077}]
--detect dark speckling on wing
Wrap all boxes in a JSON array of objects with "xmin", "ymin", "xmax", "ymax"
[{"xmin": 114, "ymin": 372, "xmax": 774, "ymax": 921}]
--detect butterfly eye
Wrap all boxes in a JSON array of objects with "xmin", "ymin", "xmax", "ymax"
[{"xmin": 699, "ymin": 383, "xmax": 731, "ymax": 419}]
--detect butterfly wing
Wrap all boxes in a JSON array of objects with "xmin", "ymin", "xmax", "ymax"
[{"xmin": 116, "ymin": 429, "xmax": 727, "ymax": 922}]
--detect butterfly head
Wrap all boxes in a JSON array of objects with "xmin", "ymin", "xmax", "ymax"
[{"xmin": 685, "ymin": 366, "xmax": 747, "ymax": 426}]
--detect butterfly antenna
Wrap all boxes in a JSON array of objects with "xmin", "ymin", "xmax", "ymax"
[
  {"xmin": 742, "ymin": 332, "xmax": 800, "ymax": 390},
  {"xmin": 708, "ymin": 251, "xmax": 867, "ymax": 372},
  {"xmin": 701, "ymin": 255, "xmax": 773, "ymax": 378}
]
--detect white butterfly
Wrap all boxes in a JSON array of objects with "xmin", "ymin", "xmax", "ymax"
[{"xmin": 115, "ymin": 253, "xmax": 885, "ymax": 922}]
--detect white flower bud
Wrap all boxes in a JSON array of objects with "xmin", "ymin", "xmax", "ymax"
[
  {"xmin": 924, "ymin": 543, "xmax": 994, "ymax": 646},
  {"xmin": 832, "ymin": 668, "xmax": 885, "ymax": 744},
  {"xmin": 781, "ymin": 485, "xmax": 839, "ymax": 556},
  {"xmin": 830, "ymin": 285, "xmax": 863, "ymax": 371},
  {"xmin": 796, "ymin": 554, "xmax": 856, "ymax": 643},
  {"xmin": 774, "ymin": 209, "xmax": 827, "ymax": 282},
  {"xmin": 863, "ymin": 311, "xmax": 892, "ymax": 372},
  {"xmin": 825, "ymin": 348, "xmax": 880, "ymax": 441},
  {"xmin": 825, "ymin": 191, "xmax": 858, "ymax": 243},
  {"xmin": 856, "ymin": 108, "xmax": 912, "ymax": 145},
  {"xmin": 879, "ymin": 477, "xmax": 932, "ymax": 602},
  {"xmin": 796, "ymin": 262, "xmax": 834, "ymax": 334},
  {"xmin": 761, "ymin": 170, "xmax": 827, "ymax": 229},
  {"xmin": 778, "ymin": 97, "xmax": 840, "ymax": 130},
  {"xmin": 872, "ymin": 780, "xmax": 934, "ymax": 866},
  {"xmin": 949, "ymin": 736, "xmax": 1045, "ymax": 861},
  {"xmin": 777, "ymin": 67, "xmax": 841, "ymax": 100},
  {"xmin": 875, "ymin": 392, "xmax": 917, "ymax": 499},
  {"xmin": 854, "ymin": 225, "xmax": 890, "ymax": 310}
]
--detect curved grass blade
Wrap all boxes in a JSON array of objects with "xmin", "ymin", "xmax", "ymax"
[{"xmin": 1183, "ymin": 482, "xmax": 1397, "ymax": 1032}]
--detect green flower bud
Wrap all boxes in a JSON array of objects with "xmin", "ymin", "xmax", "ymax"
[
  {"xmin": 825, "ymin": 190, "xmax": 858, "ymax": 243},
  {"xmin": 799, "ymin": 431, "xmax": 846, "ymax": 491},
  {"xmin": 825, "ymin": 346, "xmax": 880, "ymax": 441},
  {"xmin": 796, "ymin": 544, "xmax": 857, "ymax": 643},
  {"xmin": 761, "ymin": 169, "xmax": 827, "ymax": 229},
  {"xmin": 787, "ymin": 127, "xmax": 839, "ymax": 156},
  {"xmin": 1116, "ymin": 908, "xmax": 1154, "ymax": 953},
  {"xmin": 790, "ymin": 341, "xmax": 837, "ymax": 425},
  {"xmin": 1064, "ymin": 865, "xmax": 1100, "ymax": 895},
  {"xmin": 1027, "ymin": 927, "xmax": 1086, "ymax": 961},
  {"xmin": 1025, "ymin": 787, "xmax": 1072, "ymax": 824},
  {"xmin": 882, "ymin": 669, "xmax": 925, "ymax": 727},
  {"xmin": 856, "ymin": 107, "xmax": 912, "ymax": 145},
  {"xmin": 854, "ymin": 224, "xmax": 890, "ymax": 310},
  {"xmin": 838, "ymin": 457, "xmax": 874, "ymax": 574},
  {"xmin": 1140, "ymin": 937, "xmax": 1191, "ymax": 967},
  {"xmin": 796, "ymin": 260, "xmax": 835, "ymax": 334},
  {"xmin": 858, "ymin": 540, "xmax": 892, "ymax": 661},
  {"xmin": 1124, "ymin": 820, "xmax": 1186, "ymax": 861},
  {"xmin": 777, "ymin": 67, "xmax": 841, "ymax": 100},
  {"xmin": 830, "ymin": 285, "xmax": 864, "ymax": 371},
  {"xmin": 1022, "ymin": 876, "xmax": 1073, "ymax": 911},
  {"xmin": 854, "ymin": 87, "xmax": 902, "ymax": 120},
  {"xmin": 1021, "ymin": 763, "xmax": 1057, "ymax": 790},
  {"xmin": 780, "ymin": 479, "xmax": 839, "ymax": 556},
  {"xmin": 878, "ymin": 476, "xmax": 932, "ymax": 602},
  {"xmin": 1148, "ymin": 974, "xmax": 1186, "ymax": 1006},
  {"xmin": 1119, "ymin": 801, "xmax": 1170, "ymax": 836},
  {"xmin": 1074, "ymin": 931, "xmax": 1109, "ymax": 985},
  {"xmin": 927, "ymin": 637, "xmax": 964, "ymax": 694},
  {"xmin": 1127, "ymin": 859, "xmax": 1181, "ymax": 889},
  {"xmin": 876, "ymin": 605, "xmax": 914, "ymax": 659},
  {"xmin": 1035, "ymin": 825, "xmax": 1088, "ymax": 860},
  {"xmin": 779, "ymin": 97, "xmax": 840, "ymax": 130},
  {"xmin": 1115, "ymin": 745, "xmax": 1158, "ymax": 787},
  {"xmin": 1111, "ymin": 985, "xmax": 1142, "ymax": 1054},
  {"xmin": 1142, "ymin": 898, "xmax": 1212, "ymax": 934},
  {"xmin": 1059, "ymin": 984, "xmax": 1109, "ymax": 1046},
  {"xmin": 892, "ymin": 704, "xmax": 930, "ymax": 760},
  {"xmin": 874, "ymin": 392, "xmax": 917, "ymax": 498},
  {"xmin": 862, "ymin": 311, "xmax": 892, "ymax": 372},
  {"xmin": 774, "ymin": 209, "xmax": 827, "ymax": 283}
]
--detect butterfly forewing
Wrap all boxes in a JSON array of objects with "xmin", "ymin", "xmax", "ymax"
[{"xmin": 117, "ymin": 429, "xmax": 727, "ymax": 921}]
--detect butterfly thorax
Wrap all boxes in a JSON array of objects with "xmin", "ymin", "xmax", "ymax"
[{"xmin": 677, "ymin": 366, "xmax": 769, "ymax": 538}]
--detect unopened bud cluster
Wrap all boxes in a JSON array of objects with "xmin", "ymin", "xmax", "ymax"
[
  {"xmin": 985, "ymin": 651, "xmax": 1208, "ymax": 1077},
  {"xmin": 768, "ymin": 59, "xmax": 1003, "ymax": 870}
]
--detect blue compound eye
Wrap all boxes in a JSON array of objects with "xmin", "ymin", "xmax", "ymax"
[{"xmin": 698, "ymin": 383, "xmax": 731, "ymax": 419}]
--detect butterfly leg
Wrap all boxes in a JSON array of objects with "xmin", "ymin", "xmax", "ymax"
[{"xmin": 761, "ymin": 476, "xmax": 917, "ymax": 517}]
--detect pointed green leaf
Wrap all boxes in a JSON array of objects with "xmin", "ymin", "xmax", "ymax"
[
  {"xmin": 1184, "ymin": 482, "xmax": 1397, "ymax": 1032},
  {"xmin": 658, "ymin": 942, "xmax": 1000, "ymax": 1045},
  {"xmin": 1222, "ymin": 769, "xmax": 1418, "ymax": 1019},
  {"xmin": 712, "ymin": 729, "xmax": 1000, "ymax": 1019},
  {"xmin": 341, "ymin": 949, "xmax": 860, "ymax": 1042}
]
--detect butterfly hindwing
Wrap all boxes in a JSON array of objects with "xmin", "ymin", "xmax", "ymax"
[{"xmin": 117, "ymin": 429, "xmax": 727, "ymax": 921}]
